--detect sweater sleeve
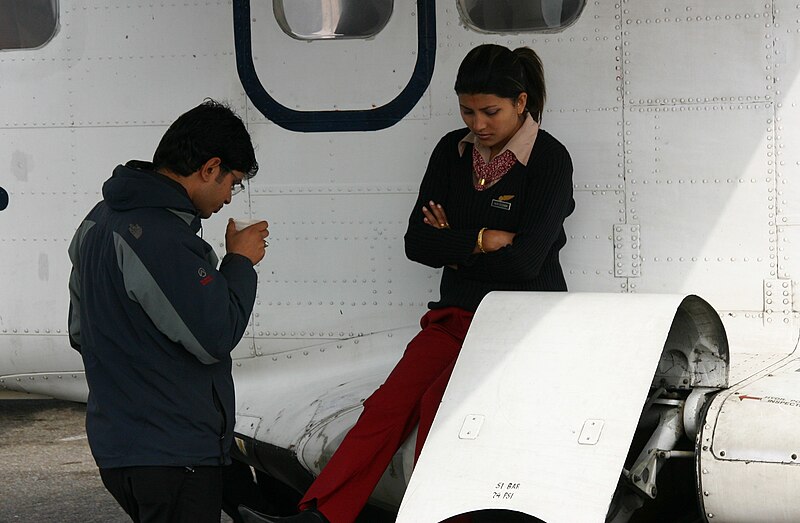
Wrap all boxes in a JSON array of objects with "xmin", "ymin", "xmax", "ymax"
[
  {"xmin": 113, "ymin": 223, "xmax": 257, "ymax": 364},
  {"xmin": 404, "ymin": 134, "xmax": 480, "ymax": 268},
  {"xmin": 456, "ymin": 144, "xmax": 574, "ymax": 283}
]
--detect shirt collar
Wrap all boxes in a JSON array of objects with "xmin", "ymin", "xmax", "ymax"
[{"xmin": 457, "ymin": 113, "xmax": 539, "ymax": 166}]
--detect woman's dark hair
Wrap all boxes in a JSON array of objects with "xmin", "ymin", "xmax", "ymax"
[
  {"xmin": 153, "ymin": 99, "xmax": 259, "ymax": 178},
  {"xmin": 454, "ymin": 44, "xmax": 546, "ymax": 123}
]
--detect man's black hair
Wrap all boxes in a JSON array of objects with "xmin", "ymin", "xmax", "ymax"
[{"xmin": 153, "ymin": 99, "xmax": 258, "ymax": 178}]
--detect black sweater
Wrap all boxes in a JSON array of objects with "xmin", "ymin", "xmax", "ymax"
[{"xmin": 404, "ymin": 128, "xmax": 575, "ymax": 312}]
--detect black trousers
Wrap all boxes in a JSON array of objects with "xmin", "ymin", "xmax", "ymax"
[{"xmin": 99, "ymin": 466, "xmax": 222, "ymax": 523}]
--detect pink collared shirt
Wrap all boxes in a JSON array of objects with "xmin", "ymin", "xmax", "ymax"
[{"xmin": 457, "ymin": 113, "xmax": 540, "ymax": 166}]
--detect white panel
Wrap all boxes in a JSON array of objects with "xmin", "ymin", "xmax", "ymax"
[
  {"xmin": 545, "ymin": 109, "xmax": 624, "ymax": 189},
  {"xmin": 246, "ymin": 120, "xmax": 439, "ymax": 188},
  {"xmin": 0, "ymin": 192, "xmax": 88, "ymax": 245},
  {"xmin": 775, "ymin": 104, "xmax": 800, "ymax": 225},
  {"xmin": 623, "ymin": 3, "xmax": 772, "ymax": 103},
  {"xmin": 626, "ymin": 104, "xmax": 774, "ymax": 308},
  {"xmin": 1, "ymin": 3, "xmax": 243, "ymax": 128},
  {"xmin": 398, "ymin": 292, "xmax": 700, "ymax": 523},
  {"xmin": 2, "ymin": 129, "xmax": 160, "ymax": 245},
  {"xmin": 68, "ymin": 55, "xmax": 245, "ymax": 125},
  {"xmin": 561, "ymin": 190, "xmax": 623, "ymax": 293},
  {"xmin": 248, "ymin": 1, "xmax": 418, "ymax": 111},
  {"xmin": 240, "ymin": 191, "xmax": 428, "ymax": 336},
  {"xmin": 0, "ymin": 239, "xmax": 72, "ymax": 332},
  {"xmin": 0, "ymin": 59, "xmax": 73, "ymax": 126},
  {"xmin": 719, "ymin": 311, "xmax": 798, "ymax": 383},
  {"xmin": 66, "ymin": 2, "xmax": 233, "ymax": 58},
  {"xmin": 3, "ymin": 128, "xmax": 77, "ymax": 194},
  {"xmin": 774, "ymin": 1, "xmax": 800, "ymax": 226},
  {"xmin": 72, "ymin": 126, "xmax": 166, "ymax": 185},
  {"xmin": 777, "ymin": 225, "xmax": 800, "ymax": 300},
  {"xmin": 527, "ymin": 0, "xmax": 621, "ymax": 111},
  {"xmin": 535, "ymin": 35, "xmax": 621, "ymax": 112}
]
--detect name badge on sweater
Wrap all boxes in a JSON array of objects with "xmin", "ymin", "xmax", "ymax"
[{"xmin": 491, "ymin": 195, "xmax": 514, "ymax": 211}]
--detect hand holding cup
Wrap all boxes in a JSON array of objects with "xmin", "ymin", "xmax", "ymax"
[{"xmin": 226, "ymin": 218, "xmax": 269, "ymax": 265}]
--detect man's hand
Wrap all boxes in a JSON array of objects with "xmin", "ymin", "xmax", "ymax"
[{"xmin": 226, "ymin": 219, "xmax": 269, "ymax": 265}]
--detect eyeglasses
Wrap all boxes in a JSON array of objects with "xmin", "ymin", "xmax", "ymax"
[{"xmin": 231, "ymin": 180, "xmax": 246, "ymax": 196}]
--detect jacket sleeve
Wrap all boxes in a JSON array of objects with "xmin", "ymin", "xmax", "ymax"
[
  {"xmin": 67, "ymin": 220, "xmax": 96, "ymax": 353},
  {"xmin": 404, "ymin": 135, "xmax": 480, "ymax": 268},
  {"xmin": 456, "ymin": 145, "xmax": 574, "ymax": 283},
  {"xmin": 113, "ymin": 223, "xmax": 257, "ymax": 364}
]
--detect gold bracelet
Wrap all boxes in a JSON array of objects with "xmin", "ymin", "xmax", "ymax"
[{"xmin": 477, "ymin": 227, "xmax": 487, "ymax": 253}]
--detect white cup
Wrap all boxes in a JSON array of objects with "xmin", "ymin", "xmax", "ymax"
[{"xmin": 233, "ymin": 218, "xmax": 262, "ymax": 231}]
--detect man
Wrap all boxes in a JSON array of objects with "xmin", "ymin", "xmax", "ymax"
[{"xmin": 67, "ymin": 99, "xmax": 268, "ymax": 522}]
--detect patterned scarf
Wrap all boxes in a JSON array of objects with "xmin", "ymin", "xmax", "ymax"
[{"xmin": 472, "ymin": 146, "xmax": 517, "ymax": 191}]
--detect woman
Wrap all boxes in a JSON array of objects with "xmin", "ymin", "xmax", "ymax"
[{"xmin": 242, "ymin": 43, "xmax": 575, "ymax": 523}]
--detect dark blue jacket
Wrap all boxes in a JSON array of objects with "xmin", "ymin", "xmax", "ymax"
[{"xmin": 68, "ymin": 161, "xmax": 257, "ymax": 468}]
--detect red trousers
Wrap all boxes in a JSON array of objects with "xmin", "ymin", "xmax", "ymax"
[{"xmin": 299, "ymin": 307, "xmax": 474, "ymax": 523}]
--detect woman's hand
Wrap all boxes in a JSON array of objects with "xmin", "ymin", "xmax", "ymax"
[
  {"xmin": 422, "ymin": 201, "xmax": 450, "ymax": 229},
  {"xmin": 420, "ymin": 200, "xmax": 515, "ymax": 257},
  {"xmin": 477, "ymin": 229, "xmax": 516, "ymax": 253}
]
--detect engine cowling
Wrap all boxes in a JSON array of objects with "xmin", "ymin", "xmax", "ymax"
[{"xmin": 697, "ymin": 357, "xmax": 800, "ymax": 523}]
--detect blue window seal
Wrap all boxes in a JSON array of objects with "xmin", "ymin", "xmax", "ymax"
[{"xmin": 232, "ymin": 0, "xmax": 436, "ymax": 133}]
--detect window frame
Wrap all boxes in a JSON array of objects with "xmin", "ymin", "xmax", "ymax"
[
  {"xmin": 273, "ymin": 0, "xmax": 394, "ymax": 41},
  {"xmin": 456, "ymin": 0, "xmax": 585, "ymax": 34},
  {"xmin": 0, "ymin": 0, "xmax": 59, "ymax": 52}
]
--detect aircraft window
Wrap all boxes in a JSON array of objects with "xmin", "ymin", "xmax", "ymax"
[
  {"xmin": 274, "ymin": 0, "xmax": 393, "ymax": 40},
  {"xmin": 458, "ymin": 0, "xmax": 584, "ymax": 32},
  {"xmin": 0, "ymin": 0, "xmax": 58, "ymax": 50}
]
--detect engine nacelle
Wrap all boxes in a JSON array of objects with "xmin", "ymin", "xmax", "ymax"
[{"xmin": 697, "ymin": 356, "xmax": 800, "ymax": 522}]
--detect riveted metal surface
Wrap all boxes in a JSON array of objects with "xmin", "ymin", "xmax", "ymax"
[
  {"xmin": 698, "ymin": 355, "xmax": 800, "ymax": 522},
  {"xmin": 558, "ymin": 190, "xmax": 623, "ymax": 293},
  {"xmin": 0, "ymin": 336, "xmax": 85, "ymax": 398},
  {"xmin": 0, "ymin": 59, "xmax": 73, "ymax": 128},
  {"xmin": 70, "ymin": 55, "xmax": 246, "ymax": 126},
  {"xmin": 775, "ymin": 226, "xmax": 800, "ymax": 313},
  {"xmin": 245, "ymin": 120, "xmax": 436, "ymax": 188},
  {"xmin": 613, "ymin": 223, "xmax": 641, "ymax": 278},
  {"xmin": 622, "ymin": 3, "xmax": 772, "ymax": 103},
  {"xmin": 68, "ymin": 2, "xmax": 233, "ymax": 59},
  {"xmin": 544, "ymin": 108, "xmax": 624, "ymax": 190},
  {"xmin": 0, "ymin": 243, "xmax": 74, "ymax": 332},
  {"xmin": 235, "ymin": 326, "xmax": 418, "ymax": 450},
  {"xmin": 763, "ymin": 279, "xmax": 793, "ymax": 326},
  {"xmin": 625, "ymin": 104, "xmax": 773, "ymax": 308},
  {"xmin": 71, "ymin": 126, "xmax": 168, "ymax": 185},
  {"xmin": 717, "ymin": 311, "xmax": 800, "ymax": 382},
  {"xmin": 772, "ymin": 1, "xmax": 800, "ymax": 227},
  {"xmin": 230, "ymin": 189, "xmax": 427, "ymax": 336},
  {"xmin": 711, "ymin": 359, "xmax": 800, "ymax": 462},
  {"xmin": 3, "ymin": 129, "xmax": 77, "ymax": 194},
  {"xmin": 512, "ymin": 2, "xmax": 621, "ymax": 112}
]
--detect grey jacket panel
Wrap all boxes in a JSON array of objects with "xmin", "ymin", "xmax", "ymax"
[{"xmin": 113, "ymin": 231, "xmax": 218, "ymax": 364}]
